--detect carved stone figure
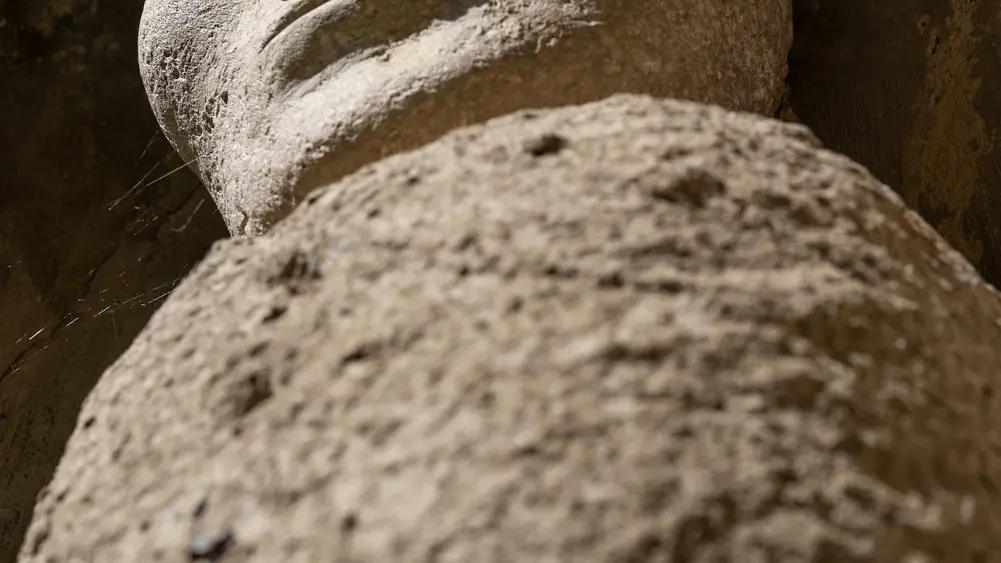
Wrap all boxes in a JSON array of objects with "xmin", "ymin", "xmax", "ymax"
[
  {"xmin": 22, "ymin": 94, "xmax": 1001, "ymax": 563},
  {"xmin": 138, "ymin": 0, "xmax": 792, "ymax": 235}
]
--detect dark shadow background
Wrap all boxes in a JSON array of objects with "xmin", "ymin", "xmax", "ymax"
[
  {"xmin": 789, "ymin": 0, "xmax": 1001, "ymax": 288},
  {"xmin": 0, "ymin": 1, "xmax": 226, "ymax": 560}
]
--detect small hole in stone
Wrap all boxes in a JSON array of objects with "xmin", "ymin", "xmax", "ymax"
[
  {"xmin": 524, "ymin": 133, "xmax": 567, "ymax": 157},
  {"xmin": 341, "ymin": 513, "xmax": 359, "ymax": 532},
  {"xmin": 262, "ymin": 305, "xmax": 288, "ymax": 324},
  {"xmin": 249, "ymin": 342, "xmax": 269, "ymax": 357},
  {"xmin": 187, "ymin": 530, "xmax": 235, "ymax": 562}
]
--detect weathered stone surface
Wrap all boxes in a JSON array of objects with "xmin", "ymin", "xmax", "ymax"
[
  {"xmin": 0, "ymin": 2, "xmax": 227, "ymax": 561},
  {"xmin": 138, "ymin": 0, "xmax": 792, "ymax": 236},
  {"xmin": 21, "ymin": 96, "xmax": 1001, "ymax": 562},
  {"xmin": 788, "ymin": 0, "xmax": 1001, "ymax": 288}
]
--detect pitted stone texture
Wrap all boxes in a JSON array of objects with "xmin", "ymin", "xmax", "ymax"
[
  {"xmin": 139, "ymin": 0, "xmax": 792, "ymax": 236},
  {"xmin": 21, "ymin": 96, "xmax": 1001, "ymax": 563}
]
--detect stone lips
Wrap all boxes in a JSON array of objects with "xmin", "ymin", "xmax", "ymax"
[
  {"xmin": 20, "ymin": 95, "xmax": 1001, "ymax": 562},
  {"xmin": 138, "ymin": 0, "xmax": 793, "ymax": 236}
]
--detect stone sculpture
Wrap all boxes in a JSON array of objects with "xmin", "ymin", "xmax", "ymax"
[
  {"xmin": 138, "ymin": 0, "xmax": 792, "ymax": 235},
  {"xmin": 23, "ymin": 1, "xmax": 1001, "ymax": 562},
  {"xmin": 21, "ymin": 95, "xmax": 1001, "ymax": 562},
  {"xmin": 6, "ymin": 3, "xmax": 794, "ymax": 559}
]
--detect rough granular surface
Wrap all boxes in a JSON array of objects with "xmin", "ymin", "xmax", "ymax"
[{"xmin": 20, "ymin": 96, "xmax": 1001, "ymax": 562}]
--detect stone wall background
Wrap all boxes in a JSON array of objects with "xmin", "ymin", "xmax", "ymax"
[
  {"xmin": 0, "ymin": 1, "xmax": 226, "ymax": 560},
  {"xmin": 788, "ymin": 0, "xmax": 1001, "ymax": 286}
]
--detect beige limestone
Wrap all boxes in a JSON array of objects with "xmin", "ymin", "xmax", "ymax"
[
  {"xmin": 138, "ymin": 0, "xmax": 793, "ymax": 236},
  {"xmin": 20, "ymin": 96, "xmax": 1001, "ymax": 563}
]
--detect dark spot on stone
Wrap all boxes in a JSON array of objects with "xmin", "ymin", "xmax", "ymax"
[
  {"xmin": 673, "ymin": 424, "xmax": 694, "ymax": 439},
  {"xmin": 515, "ymin": 443, "xmax": 541, "ymax": 457},
  {"xmin": 81, "ymin": 416, "xmax": 96, "ymax": 429},
  {"xmin": 341, "ymin": 342, "xmax": 381, "ymax": 365},
  {"xmin": 639, "ymin": 480, "xmax": 678, "ymax": 514},
  {"xmin": 192, "ymin": 497, "xmax": 209, "ymax": 518},
  {"xmin": 235, "ymin": 370, "xmax": 274, "ymax": 416},
  {"xmin": 649, "ymin": 168, "xmax": 727, "ymax": 208},
  {"xmin": 524, "ymin": 133, "xmax": 568, "ymax": 157},
  {"xmin": 248, "ymin": 342, "xmax": 269, "ymax": 357},
  {"xmin": 304, "ymin": 192, "xmax": 322, "ymax": 206},
  {"xmin": 602, "ymin": 342, "xmax": 672, "ymax": 363},
  {"xmin": 111, "ymin": 432, "xmax": 132, "ymax": 461},
  {"xmin": 270, "ymin": 250, "xmax": 322, "ymax": 291},
  {"xmin": 341, "ymin": 513, "xmax": 359, "ymax": 532},
  {"xmin": 598, "ymin": 271, "xmax": 625, "ymax": 288},
  {"xmin": 452, "ymin": 232, "xmax": 477, "ymax": 251},
  {"xmin": 262, "ymin": 304, "xmax": 288, "ymax": 324},
  {"xmin": 661, "ymin": 146, "xmax": 693, "ymax": 160},
  {"xmin": 752, "ymin": 189, "xmax": 792, "ymax": 210},
  {"xmin": 770, "ymin": 372, "xmax": 826, "ymax": 410},
  {"xmin": 541, "ymin": 264, "xmax": 577, "ymax": 279},
  {"xmin": 774, "ymin": 466, "xmax": 797, "ymax": 485},
  {"xmin": 616, "ymin": 532, "xmax": 666, "ymax": 563},
  {"xmin": 187, "ymin": 530, "xmax": 235, "ymax": 561},
  {"xmin": 835, "ymin": 432, "xmax": 865, "ymax": 457},
  {"xmin": 27, "ymin": 520, "xmax": 49, "ymax": 555}
]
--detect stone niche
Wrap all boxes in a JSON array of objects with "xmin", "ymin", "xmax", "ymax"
[
  {"xmin": 0, "ymin": 1, "xmax": 227, "ymax": 561},
  {"xmin": 789, "ymin": 0, "xmax": 1001, "ymax": 287}
]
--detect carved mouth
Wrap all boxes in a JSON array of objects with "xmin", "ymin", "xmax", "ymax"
[
  {"xmin": 261, "ymin": 0, "xmax": 332, "ymax": 52},
  {"xmin": 260, "ymin": 0, "xmax": 490, "ymax": 82}
]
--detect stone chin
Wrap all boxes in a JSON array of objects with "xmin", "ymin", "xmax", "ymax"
[{"xmin": 138, "ymin": 0, "xmax": 793, "ymax": 237}]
